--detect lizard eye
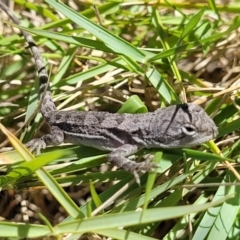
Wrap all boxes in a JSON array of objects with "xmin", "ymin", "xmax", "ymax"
[{"xmin": 181, "ymin": 124, "xmax": 196, "ymax": 136}]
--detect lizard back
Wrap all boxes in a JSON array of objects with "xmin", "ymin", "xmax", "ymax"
[{"xmin": 45, "ymin": 103, "xmax": 218, "ymax": 151}]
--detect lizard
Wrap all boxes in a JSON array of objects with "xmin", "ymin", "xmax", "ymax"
[{"xmin": 0, "ymin": 2, "xmax": 218, "ymax": 183}]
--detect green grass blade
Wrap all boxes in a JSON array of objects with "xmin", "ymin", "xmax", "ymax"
[
  {"xmin": 0, "ymin": 222, "xmax": 50, "ymax": 238},
  {"xmin": 55, "ymin": 196, "xmax": 233, "ymax": 234},
  {"xmin": 46, "ymin": 0, "xmax": 145, "ymax": 62}
]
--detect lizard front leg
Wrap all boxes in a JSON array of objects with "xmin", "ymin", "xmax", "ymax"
[
  {"xmin": 108, "ymin": 144, "xmax": 156, "ymax": 184},
  {"xmin": 25, "ymin": 126, "xmax": 64, "ymax": 155}
]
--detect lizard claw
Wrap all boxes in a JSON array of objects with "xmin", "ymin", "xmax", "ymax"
[{"xmin": 133, "ymin": 170, "xmax": 141, "ymax": 185}]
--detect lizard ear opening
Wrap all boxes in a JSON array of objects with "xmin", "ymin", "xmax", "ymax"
[{"xmin": 181, "ymin": 124, "xmax": 196, "ymax": 136}]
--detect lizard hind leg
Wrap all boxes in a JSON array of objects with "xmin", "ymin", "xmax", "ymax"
[
  {"xmin": 25, "ymin": 126, "xmax": 64, "ymax": 155},
  {"xmin": 108, "ymin": 144, "xmax": 157, "ymax": 184}
]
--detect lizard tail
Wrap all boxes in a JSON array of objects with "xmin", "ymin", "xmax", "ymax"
[{"xmin": 0, "ymin": 1, "xmax": 57, "ymax": 115}]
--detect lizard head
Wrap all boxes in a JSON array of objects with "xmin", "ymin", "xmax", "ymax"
[{"xmin": 153, "ymin": 103, "xmax": 218, "ymax": 148}]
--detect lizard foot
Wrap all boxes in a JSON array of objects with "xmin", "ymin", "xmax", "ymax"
[
  {"xmin": 108, "ymin": 153, "xmax": 158, "ymax": 185},
  {"xmin": 108, "ymin": 144, "xmax": 159, "ymax": 184},
  {"xmin": 131, "ymin": 158, "xmax": 158, "ymax": 185},
  {"xmin": 25, "ymin": 139, "xmax": 47, "ymax": 155},
  {"xmin": 25, "ymin": 126, "xmax": 64, "ymax": 155},
  {"xmin": 136, "ymin": 157, "xmax": 158, "ymax": 172}
]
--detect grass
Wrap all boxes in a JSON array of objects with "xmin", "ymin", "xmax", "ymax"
[{"xmin": 1, "ymin": 0, "xmax": 240, "ymax": 239}]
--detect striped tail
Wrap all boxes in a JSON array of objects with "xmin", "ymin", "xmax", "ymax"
[{"xmin": 0, "ymin": 1, "xmax": 57, "ymax": 116}]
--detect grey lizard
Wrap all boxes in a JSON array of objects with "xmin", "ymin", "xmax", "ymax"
[{"xmin": 0, "ymin": 2, "xmax": 218, "ymax": 183}]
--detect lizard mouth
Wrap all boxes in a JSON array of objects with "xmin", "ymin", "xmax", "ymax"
[
  {"xmin": 184, "ymin": 125, "xmax": 218, "ymax": 147},
  {"xmin": 192, "ymin": 126, "xmax": 218, "ymax": 146}
]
